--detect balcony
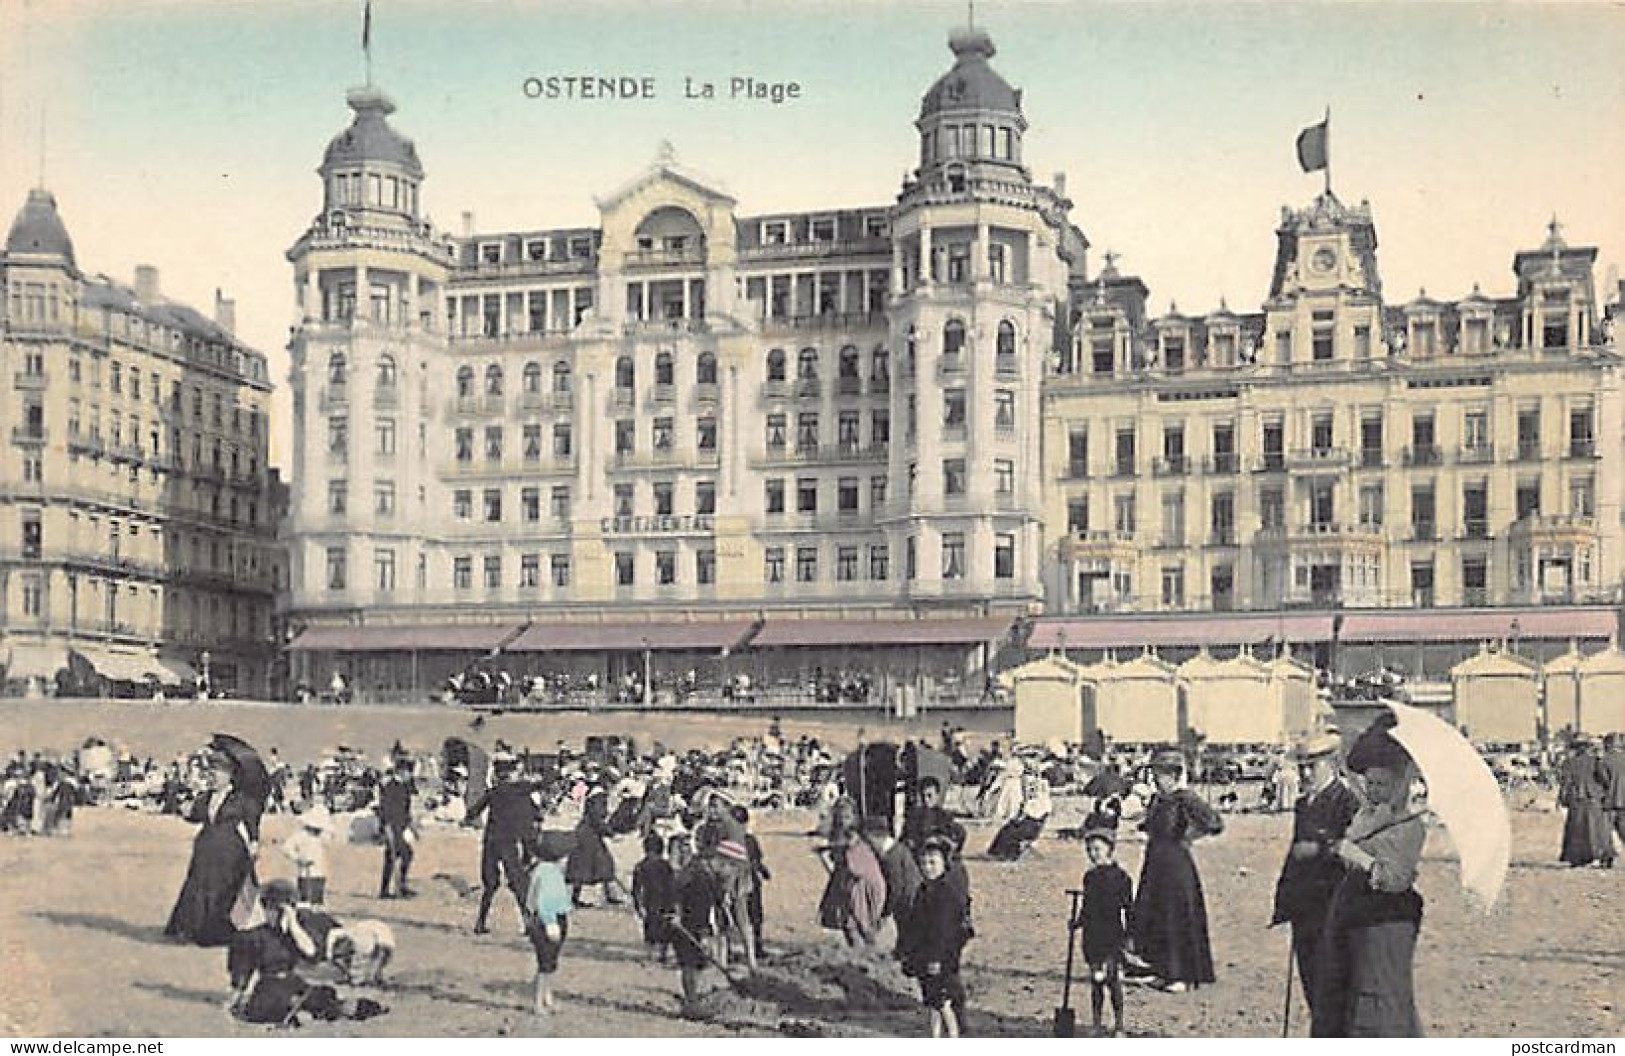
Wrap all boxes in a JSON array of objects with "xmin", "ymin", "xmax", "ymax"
[
  {"xmin": 942, "ymin": 422, "xmax": 967, "ymax": 443},
  {"xmin": 836, "ymin": 376, "xmax": 863, "ymax": 396},
  {"xmin": 1514, "ymin": 441, "xmax": 1541, "ymax": 461},
  {"xmin": 11, "ymin": 427, "xmax": 47, "ymax": 445},
  {"xmin": 763, "ymin": 379, "xmax": 789, "ymax": 399},
  {"xmin": 318, "ymin": 384, "xmax": 349, "ymax": 411},
  {"xmin": 1111, "ymin": 458, "xmax": 1137, "ymax": 478},
  {"xmin": 621, "ymin": 246, "xmax": 707, "ymax": 269},
  {"xmin": 1567, "ymin": 440, "xmax": 1597, "ymax": 460},
  {"xmin": 548, "ymin": 391, "xmax": 575, "ymax": 412},
  {"xmin": 1509, "ymin": 512, "xmax": 1598, "ymax": 544},
  {"xmin": 621, "ymin": 317, "xmax": 710, "ymax": 337},
  {"xmin": 1063, "ymin": 529, "xmax": 1138, "ymax": 561},
  {"xmin": 650, "ymin": 384, "xmax": 676, "ymax": 406},
  {"xmin": 758, "ymin": 309, "xmax": 888, "ymax": 333},
  {"xmin": 1206, "ymin": 453, "xmax": 1239, "ymax": 474},
  {"xmin": 1460, "ymin": 520, "xmax": 1491, "ymax": 541},
  {"xmin": 794, "ymin": 378, "xmax": 821, "ymax": 398},
  {"xmin": 1403, "ymin": 445, "xmax": 1442, "ymax": 467},
  {"xmin": 1208, "ymin": 529, "xmax": 1238, "ymax": 547},
  {"xmin": 693, "ymin": 383, "xmax": 719, "ymax": 405},
  {"xmin": 1153, "ymin": 455, "xmax": 1190, "ymax": 477},
  {"xmin": 517, "ymin": 390, "xmax": 548, "ymax": 411},
  {"xmin": 12, "ymin": 371, "xmax": 47, "ymax": 390},
  {"xmin": 1288, "ymin": 446, "xmax": 1350, "ymax": 470},
  {"xmin": 1457, "ymin": 444, "xmax": 1495, "ymax": 465},
  {"xmin": 869, "ymin": 376, "xmax": 891, "ymax": 395},
  {"xmin": 448, "ymin": 395, "xmax": 506, "ymax": 417},
  {"xmin": 995, "ymin": 355, "xmax": 1019, "ymax": 378},
  {"xmin": 372, "ymin": 387, "xmax": 400, "ymax": 410},
  {"xmin": 1358, "ymin": 448, "xmax": 1386, "ymax": 469},
  {"xmin": 612, "ymin": 387, "xmax": 635, "ymax": 408},
  {"xmin": 1410, "ymin": 523, "xmax": 1438, "ymax": 542},
  {"xmin": 1462, "ymin": 588, "xmax": 1490, "ymax": 607},
  {"xmin": 937, "ymin": 356, "xmax": 967, "ymax": 379}
]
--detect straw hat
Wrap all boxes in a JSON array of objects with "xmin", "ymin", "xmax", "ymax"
[{"xmin": 1291, "ymin": 729, "xmax": 1341, "ymax": 763}]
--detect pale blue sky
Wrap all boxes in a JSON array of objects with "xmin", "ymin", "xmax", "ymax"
[{"xmin": 2, "ymin": 0, "xmax": 1621, "ymax": 465}]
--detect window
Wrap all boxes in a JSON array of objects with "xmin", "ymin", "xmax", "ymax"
[
  {"xmin": 1516, "ymin": 480, "xmax": 1541, "ymax": 521},
  {"xmin": 521, "ymin": 423, "xmax": 542, "ymax": 462},
  {"xmin": 839, "ymin": 346, "xmax": 860, "ymax": 379},
  {"xmin": 377, "ymin": 354, "xmax": 398, "ymax": 390},
  {"xmin": 797, "ymin": 478, "xmax": 819, "ymax": 514},
  {"xmin": 995, "ymin": 459, "xmax": 1014, "ymax": 495},
  {"xmin": 328, "ymin": 480, "xmax": 348, "ymax": 515},
  {"xmin": 327, "ymin": 353, "xmax": 347, "ymax": 385},
  {"xmin": 1462, "ymin": 482, "xmax": 1488, "ymax": 537},
  {"xmin": 614, "ymin": 484, "xmax": 635, "ymax": 518},
  {"xmin": 20, "ymin": 513, "xmax": 42, "ymax": 559},
  {"xmin": 553, "ymin": 424, "xmax": 572, "ymax": 459},
  {"xmin": 453, "ymin": 489, "xmax": 472, "ymax": 520},
  {"xmin": 943, "ymin": 390, "xmax": 967, "ymax": 431},
  {"xmin": 797, "ymin": 413, "xmax": 819, "ymax": 453},
  {"xmin": 1114, "ymin": 429, "xmax": 1136, "ymax": 475},
  {"xmin": 550, "ymin": 486, "xmax": 571, "ymax": 521},
  {"xmin": 522, "ymin": 361, "xmax": 542, "ymax": 394},
  {"xmin": 1160, "ymin": 565, "xmax": 1186, "ymax": 607},
  {"xmin": 21, "ymin": 576, "xmax": 43, "ymax": 617},
  {"xmin": 375, "ymin": 481, "xmax": 396, "ymax": 516},
  {"xmin": 552, "ymin": 361, "xmax": 572, "ymax": 393},
  {"xmin": 696, "ymin": 481, "xmax": 716, "ymax": 516},
  {"xmin": 1161, "ymin": 491, "xmax": 1185, "ymax": 546},
  {"xmin": 455, "ymin": 365, "xmax": 474, "ymax": 398},
  {"xmin": 697, "ymin": 549, "xmax": 716, "ymax": 585},
  {"xmin": 615, "ymin": 420, "xmax": 635, "ymax": 455},
  {"xmin": 766, "ymin": 413, "xmax": 787, "ymax": 451},
  {"xmin": 871, "ymin": 475, "xmax": 888, "ymax": 510},
  {"xmin": 520, "ymin": 553, "xmax": 541, "ymax": 588},
  {"xmin": 837, "ymin": 546, "xmax": 858, "ymax": 581},
  {"xmin": 653, "ymin": 482, "xmax": 675, "ymax": 516},
  {"xmin": 1358, "ymin": 483, "xmax": 1383, "ymax": 527},
  {"xmin": 1463, "ymin": 410, "xmax": 1488, "ymax": 452},
  {"xmin": 327, "ymin": 417, "xmax": 349, "ymax": 455},
  {"xmin": 1571, "ymin": 477, "xmax": 1595, "ymax": 517},
  {"xmin": 484, "ymin": 425, "xmax": 503, "ymax": 462},
  {"xmin": 942, "ymin": 533, "xmax": 965, "ymax": 579},
  {"xmin": 484, "ymin": 364, "xmax": 504, "ymax": 396},
  {"xmin": 615, "ymin": 356, "xmax": 635, "ymax": 390},
  {"xmin": 551, "ymin": 554, "xmax": 572, "ymax": 587},
  {"xmin": 871, "ymin": 410, "xmax": 890, "ymax": 446},
  {"xmin": 1068, "ymin": 430, "xmax": 1089, "ymax": 478},
  {"xmin": 1211, "ymin": 491, "xmax": 1235, "ymax": 542},
  {"xmin": 1311, "ymin": 414, "xmax": 1334, "ymax": 454},
  {"xmin": 615, "ymin": 552, "xmax": 635, "ymax": 587},
  {"xmin": 652, "ymin": 417, "xmax": 674, "ymax": 451},
  {"xmin": 766, "ymin": 479, "xmax": 785, "ymax": 514},
  {"xmin": 1411, "ymin": 485, "xmax": 1435, "ymax": 538},
  {"xmin": 994, "ymin": 390, "xmax": 1015, "ymax": 431},
  {"xmin": 697, "ymin": 417, "xmax": 717, "ymax": 451},
  {"xmin": 483, "ymin": 489, "xmax": 503, "ymax": 522},
  {"xmin": 870, "ymin": 348, "xmax": 890, "ymax": 383},
  {"xmin": 326, "ymin": 547, "xmax": 348, "ymax": 590},
  {"xmin": 797, "ymin": 347, "xmax": 819, "ymax": 380},
  {"xmin": 766, "ymin": 348, "xmax": 787, "ymax": 382},
  {"xmin": 375, "ymin": 417, "xmax": 396, "ymax": 455},
  {"xmin": 869, "ymin": 544, "xmax": 890, "ymax": 581},
  {"xmin": 1411, "ymin": 561, "xmax": 1435, "ymax": 607},
  {"xmin": 906, "ymin": 537, "xmax": 917, "ymax": 580},
  {"xmin": 655, "ymin": 351, "xmax": 675, "ymax": 386},
  {"xmin": 839, "ymin": 411, "xmax": 861, "ymax": 450},
  {"xmin": 1570, "ymin": 407, "xmax": 1595, "ymax": 455},
  {"xmin": 765, "ymin": 546, "xmax": 785, "ymax": 583},
  {"xmin": 455, "ymin": 427, "xmax": 474, "ymax": 462},
  {"xmin": 375, "ymin": 549, "xmax": 396, "ymax": 592},
  {"xmin": 838, "ymin": 477, "xmax": 859, "ymax": 513},
  {"xmin": 943, "ymin": 459, "xmax": 967, "ymax": 497},
  {"xmin": 1067, "ymin": 497, "xmax": 1090, "ymax": 534},
  {"xmin": 943, "ymin": 319, "xmax": 966, "ymax": 355},
  {"xmin": 483, "ymin": 555, "xmax": 502, "ymax": 589},
  {"xmin": 656, "ymin": 550, "xmax": 676, "ymax": 586},
  {"xmin": 796, "ymin": 546, "xmax": 818, "ymax": 582},
  {"xmin": 522, "ymin": 487, "xmax": 541, "ymax": 522}
]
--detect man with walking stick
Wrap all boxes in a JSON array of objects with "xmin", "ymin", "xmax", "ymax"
[{"xmin": 1269, "ymin": 729, "xmax": 1358, "ymax": 1031}]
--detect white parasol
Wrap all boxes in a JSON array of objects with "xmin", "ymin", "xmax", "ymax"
[{"xmin": 1383, "ymin": 701, "xmax": 1511, "ymax": 910}]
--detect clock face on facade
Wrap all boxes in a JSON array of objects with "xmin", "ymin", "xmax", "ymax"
[{"xmin": 1310, "ymin": 247, "xmax": 1338, "ymax": 275}]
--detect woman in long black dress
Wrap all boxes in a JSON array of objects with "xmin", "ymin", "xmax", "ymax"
[
  {"xmin": 227, "ymin": 880, "xmax": 384, "ymax": 1026},
  {"xmin": 1130, "ymin": 750, "xmax": 1222, "ymax": 991},
  {"xmin": 165, "ymin": 745, "xmax": 265, "ymax": 946},
  {"xmin": 565, "ymin": 787, "xmax": 625, "ymax": 906}
]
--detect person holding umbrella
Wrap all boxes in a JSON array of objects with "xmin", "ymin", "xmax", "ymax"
[
  {"xmin": 1312, "ymin": 715, "xmax": 1427, "ymax": 1037},
  {"xmin": 165, "ymin": 734, "xmax": 268, "ymax": 946}
]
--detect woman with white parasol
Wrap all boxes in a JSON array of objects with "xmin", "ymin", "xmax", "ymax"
[{"xmin": 1311, "ymin": 704, "xmax": 1511, "ymax": 1037}]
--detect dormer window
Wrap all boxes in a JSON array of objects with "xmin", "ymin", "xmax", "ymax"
[
  {"xmin": 1463, "ymin": 316, "xmax": 1489, "ymax": 354},
  {"xmin": 810, "ymin": 217, "xmax": 836, "ymax": 243},
  {"xmin": 568, "ymin": 236, "xmax": 593, "ymax": 259},
  {"xmin": 761, "ymin": 220, "xmax": 789, "ymax": 245},
  {"xmin": 480, "ymin": 243, "xmax": 502, "ymax": 265},
  {"xmin": 1163, "ymin": 333, "xmax": 1186, "ymax": 373},
  {"xmin": 526, "ymin": 240, "xmax": 547, "ymax": 261},
  {"xmin": 1410, "ymin": 318, "xmax": 1437, "ymax": 357},
  {"xmin": 864, "ymin": 216, "xmax": 889, "ymax": 238}
]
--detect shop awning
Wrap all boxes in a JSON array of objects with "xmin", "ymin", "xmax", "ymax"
[
  {"xmin": 506, "ymin": 620, "xmax": 756, "ymax": 653},
  {"xmin": 288, "ymin": 624, "xmax": 520, "ymax": 652},
  {"xmin": 74, "ymin": 646, "xmax": 164, "ymax": 683},
  {"xmin": 3, "ymin": 643, "xmax": 70, "ymax": 680},
  {"xmin": 1340, "ymin": 607, "xmax": 1618, "ymax": 644},
  {"xmin": 751, "ymin": 616, "xmax": 1013, "ymax": 648},
  {"xmin": 1029, "ymin": 613, "xmax": 1335, "ymax": 651},
  {"xmin": 157, "ymin": 658, "xmax": 200, "ymax": 685}
]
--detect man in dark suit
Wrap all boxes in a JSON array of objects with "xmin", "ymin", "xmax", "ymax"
[
  {"xmin": 1599, "ymin": 733, "xmax": 1625, "ymax": 868},
  {"xmin": 466, "ymin": 753, "xmax": 539, "ymax": 934},
  {"xmin": 377, "ymin": 756, "xmax": 416, "ymax": 899},
  {"xmin": 1271, "ymin": 729, "xmax": 1359, "ymax": 1014}
]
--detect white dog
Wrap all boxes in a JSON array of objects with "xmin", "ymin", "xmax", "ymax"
[{"xmin": 326, "ymin": 920, "xmax": 396, "ymax": 986}]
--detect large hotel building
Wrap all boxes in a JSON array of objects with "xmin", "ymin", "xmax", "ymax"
[
  {"xmin": 283, "ymin": 26, "xmax": 1622, "ymax": 703},
  {"xmin": 1, "ymin": 191, "xmax": 283, "ymax": 697}
]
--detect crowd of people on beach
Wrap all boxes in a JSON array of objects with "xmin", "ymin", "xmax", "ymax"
[{"xmin": 9, "ymin": 713, "xmax": 1622, "ymax": 1037}]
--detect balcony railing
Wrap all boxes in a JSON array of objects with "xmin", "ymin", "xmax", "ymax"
[
  {"xmin": 1457, "ymin": 444, "xmax": 1495, "ymax": 464},
  {"xmin": 1568, "ymin": 440, "xmax": 1597, "ymax": 459},
  {"xmin": 12, "ymin": 372, "xmax": 47, "ymax": 390},
  {"xmin": 1288, "ymin": 446, "xmax": 1350, "ymax": 469},
  {"xmin": 995, "ymin": 355, "xmax": 1019, "ymax": 377},
  {"xmin": 612, "ymin": 387, "xmax": 635, "ymax": 408},
  {"xmin": 937, "ymin": 356, "xmax": 967, "ymax": 378},
  {"xmin": 11, "ymin": 427, "xmax": 47, "ymax": 445},
  {"xmin": 1411, "ymin": 523, "xmax": 1437, "ymax": 542},
  {"xmin": 693, "ymin": 383, "xmax": 719, "ymax": 404},
  {"xmin": 1510, "ymin": 513, "xmax": 1598, "ymax": 538},
  {"xmin": 1461, "ymin": 521, "xmax": 1491, "ymax": 540},
  {"xmin": 763, "ymin": 379, "xmax": 789, "ymax": 399},
  {"xmin": 869, "ymin": 376, "xmax": 891, "ymax": 395},
  {"xmin": 1515, "ymin": 440, "xmax": 1541, "ymax": 461},
  {"xmin": 1256, "ymin": 453, "xmax": 1286, "ymax": 473},
  {"xmin": 1403, "ymin": 445, "xmax": 1442, "ymax": 466},
  {"xmin": 650, "ymin": 384, "xmax": 676, "ymax": 405},
  {"xmin": 1112, "ymin": 460, "xmax": 1137, "ymax": 478},
  {"xmin": 794, "ymin": 378, "xmax": 821, "ymax": 398},
  {"xmin": 448, "ymin": 395, "xmax": 506, "ymax": 416},
  {"xmin": 1153, "ymin": 455, "xmax": 1189, "ymax": 477},
  {"xmin": 621, "ymin": 246, "xmax": 707, "ymax": 269},
  {"xmin": 836, "ymin": 376, "xmax": 863, "ymax": 396},
  {"xmin": 1358, "ymin": 448, "xmax": 1385, "ymax": 468},
  {"xmin": 1207, "ymin": 453, "xmax": 1239, "ymax": 474}
]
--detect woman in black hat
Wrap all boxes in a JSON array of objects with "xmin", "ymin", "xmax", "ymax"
[
  {"xmin": 164, "ymin": 738, "xmax": 266, "ymax": 946},
  {"xmin": 1311, "ymin": 715, "xmax": 1426, "ymax": 1037},
  {"xmin": 1129, "ymin": 749, "xmax": 1222, "ymax": 992}
]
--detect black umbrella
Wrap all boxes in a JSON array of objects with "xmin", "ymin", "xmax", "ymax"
[
  {"xmin": 209, "ymin": 733, "xmax": 269, "ymax": 801},
  {"xmin": 1081, "ymin": 770, "xmax": 1131, "ymax": 800}
]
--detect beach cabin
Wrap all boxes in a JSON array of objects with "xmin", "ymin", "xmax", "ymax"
[
  {"xmin": 1008, "ymin": 655, "xmax": 1087, "ymax": 746},
  {"xmin": 1178, "ymin": 650, "xmax": 1290, "ymax": 745},
  {"xmin": 1543, "ymin": 647, "xmax": 1625, "ymax": 738},
  {"xmin": 1451, "ymin": 648, "xmax": 1540, "ymax": 744},
  {"xmin": 1084, "ymin": 653, "xmax": 1180, "ymax": 746}
]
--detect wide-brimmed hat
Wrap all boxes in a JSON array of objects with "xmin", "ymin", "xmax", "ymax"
[
  {"xmin": 1291, "ymin": 730, "xmax": 1341, "ymax": 763},
  {"xmin": 1150, "ymin": 749, "xmax": 1185, "ymax": 772},
  {"xmin": 1082, "ymin": 826, "xmax": 1117, "ymax": 849}
]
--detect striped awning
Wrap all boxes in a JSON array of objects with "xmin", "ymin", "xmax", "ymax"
[
  {"xmin": 288, "ymin": 624, "xmax": 520, "ymax": 652},
  {"xmin": 1029, "ymin": 613, "xmax": 1335, "ymax": 651},
  {"xmin": 506, "ymin": 620, "xmax": 756, "ymax": 653},
  {"xmin": 752, "ymin": 616, "xmax": 1013, "ymax": 648},
  {"xmin": 74, "ymin": 646, "xmax": 164, "ymax": 683},
  {"xmin": 1340, "ymin": 607, "xmax": 1617, "ymax": 644},
  {"xmin": 3, "ymin": 643, "xmax": 70, "ymax": 680}
]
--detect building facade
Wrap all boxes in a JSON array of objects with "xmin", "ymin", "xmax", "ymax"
[
  {"xmin": 282, "ymin": 24, "xmax": 1621, "ymax": 702},
  {"xmin": 1, "ymin": 189, "xmax": 282, "ymax": 696},
  {"xmin": 284, "ymin": 30, "xmax": 1077, "ymax": 701}
]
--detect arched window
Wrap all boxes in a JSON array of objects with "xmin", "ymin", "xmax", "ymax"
[
  {"xmin": 327, "ymin": 352, "xmax": 347, "ymax": 385},
  {"xmin": 905, "ymin": 327, "xmax": 918, "ymax": 376},
  {"xmin": 455, "ymin": 365, "xmax": 474, "ymax": 398},
  {"xmin": 655, "ymin": 351, "xmax": 675, "ymax": 386},
  {"xmin": 615, "ymin": 356, "xmax": 635, "ymax": 390},
  {"xmin": 552, "ymin": 361, "xmax": 572, "ymax": 394},
  {"xmin": 797, "ymin": 348, "xmax": 819, "ymax": 380},
  {"xmin": 522, "ymin": 360, "xmax": 542, "ymax": 394},
  {"xmin": 696, "ymin": 352, "xmax": 718, "ymax": 385},
  {"xmin": 943, "ymin": 319, "xmax": 967, "ymax": 355},
  {"xmin": 766, "ymin": 348, "xmax": 787, "ymax": 382},
  {"xmin": 997, "ymin": 320, "xmax": 1016, "ymax": 357},
  {"xmin": 838, "ymin": 345, "xmax": 860, "ymax": 378},
  {"xmin": 484, "ymin": 364, "xmax": 504, "ymax": 396},
  {"xmin": 376, "ymin": 353, "xmax": 397, "ymax": 389}
]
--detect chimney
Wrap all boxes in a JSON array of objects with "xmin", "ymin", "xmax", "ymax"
[
  {"xmin": 134, "ymin": 265, "xmax": 160, "ymax": 303},
  {"xmin": 214, "ymin": 288, "xmax": 237, "ymax": 335},
  {"xmin": 461, "ymin": 211, "xmax": 475, "ymax": 237},
  {"xmin": 1053, "ymin": 172, "xmax": 1068, "ymax": 199}
]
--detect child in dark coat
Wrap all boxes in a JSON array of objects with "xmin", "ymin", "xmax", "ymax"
[
  {"xmin": 1074, "ymin": 827, "xmax": 1134, "ymax": 1036},
  {"xmin": 897, "ymin": 838, "xmax": 972, "ymax": 1038},
  {"xmin": 631, "ymin": 833, "xmax": 677, "ymax": 963}
]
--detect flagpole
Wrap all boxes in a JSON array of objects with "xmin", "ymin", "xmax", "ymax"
[
  {"xmin": 1323, "ymin": 106, "xmax": 1332, "ymax": 198},
  {"xmin": 363, "ymin": 0, "xmax": 373, "ymax": 88}
]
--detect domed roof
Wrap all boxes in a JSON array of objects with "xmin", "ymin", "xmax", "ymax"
[
  {"xmin": 5, "ymin": 188, "xmax": 76, "ymax": 265},
  {"xmin": 322, "ymin": 87, "xmax": 423, "ymax": 178},
  {"xmin": 920, "ymin": 27, "xmax": 1022, "ymax": 119}
]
